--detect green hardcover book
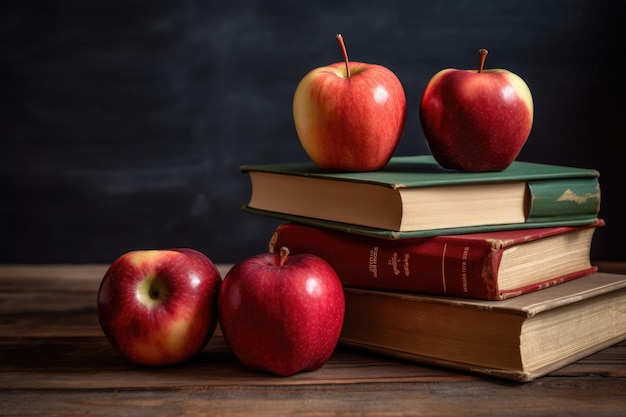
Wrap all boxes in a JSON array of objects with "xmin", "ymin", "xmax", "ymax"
[{"xmin": 241, "ymin": 155, "xmax": 601, "ymax": 239}]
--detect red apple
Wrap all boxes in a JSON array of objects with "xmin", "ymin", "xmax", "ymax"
[
  {"xmin": 218, "ymin": 247, "xmax": 345, "ymax": 376},
  {"xmin": 293, "ymin": 34, "xmax": 407, "ymax": 172},
  {"xmin": 420, "ymin": 49, "xmax": 534, "ymax": 172},
  {"xmin": 97, "ymin": 248, "xmax": 221, "ymax": 366}
]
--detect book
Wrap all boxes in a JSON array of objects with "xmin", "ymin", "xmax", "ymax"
[
  {"xmin": 241, "ymin": 155, "xmax": 601, "ymax": 239},
  {"xmin": 339, "ymin": 271, "xmax": 626, "ymax": 382},
  {"xmin": 268, "ymin": 220, "xmax": 604, "ymax": 300}
]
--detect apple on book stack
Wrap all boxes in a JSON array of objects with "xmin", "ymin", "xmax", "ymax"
[{"xmin": 239, "ymin": 38, "xmax": 625, "ymax": 382}]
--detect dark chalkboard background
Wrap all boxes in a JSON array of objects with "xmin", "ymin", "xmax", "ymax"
[{"xmin": 1, "ymin": 1, "xmax": 624, "ymax": 264}]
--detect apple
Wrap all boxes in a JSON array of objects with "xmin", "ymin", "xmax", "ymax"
[
  {"xmin": 293, "ymin": 33, "xmax": 407, "ymax": 172},
  {"xmin": 419, "ymin": 48, "xmax": 534, "ymax": 172},
  {"xmin": 97, "ymin": 248, "xmax": 222, "ymax": 366},
  {"xmin": 218, "ymin": 247, "xmax": 345, "ymax": 376}
]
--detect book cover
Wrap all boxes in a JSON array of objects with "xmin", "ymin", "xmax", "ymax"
[
  {"xmin": 248, "ymin": 206, "xmax": 602, "ymax": 240},
  {"xmin": 339, "ymin": 271, "xmax": 626, "ymax": 382},
  {"xmin": 242, "ymin": 155, "xmax": 601, "ymax": 236},
  {"xmin": 269, "ymin": 220, "xmax": 603, "ymax": 300}
]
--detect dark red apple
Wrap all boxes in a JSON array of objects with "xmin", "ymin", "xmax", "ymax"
[
  {"xmin": 420, "ymin": 49, "xmax": 534, "ymax": 172},
  {"xmin": 218, "ymin": 247, "xmax": 345, "ymax": 376}
]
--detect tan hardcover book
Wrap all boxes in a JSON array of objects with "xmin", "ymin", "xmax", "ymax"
[{"xmin": 340, "ymin": 272, "xmax": 626, "ymax": 382}]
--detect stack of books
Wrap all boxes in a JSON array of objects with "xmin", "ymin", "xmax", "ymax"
[{"xmin": 240, "ymin": 155, "xmax": 626, "ymax": 382}]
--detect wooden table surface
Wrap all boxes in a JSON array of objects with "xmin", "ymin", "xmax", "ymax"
[{"xmin": 1, "ymin": 263, "xmax": 625, "ymax": 416}]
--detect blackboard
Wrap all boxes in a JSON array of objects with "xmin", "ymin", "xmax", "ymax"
[{"xmin": 1, "ymin": 1, "xmax": 624, "ymax": 264}]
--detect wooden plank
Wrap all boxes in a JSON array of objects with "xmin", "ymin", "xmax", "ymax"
[
  {"xmin": 1, "ymin": 378, "xmax": 625, "ymax": 417},
  {"xmin": 1, "ymin": 264, "xmax": 626, "ymax": 417},
  {"xmin": 596, "ymin": 261, "xmax": 626, "ymax": 274},
  {"xmin": 0, "ymin": 264, "xmax": 233, "ymax": 281},
  {"xmin": 0, "ymin": 334, "xmax": 477, "ymax": 389},
  {"xmin": 0, "ymin": 264, "xmax": 108, "ymax": 281},
  {"xmin": 1, "ymin": 332, "xmax": 624, "ymax": 390}
]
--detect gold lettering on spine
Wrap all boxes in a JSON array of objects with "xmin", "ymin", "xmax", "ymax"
[
  {"xmin": 369, "ymin": 246, "xmax": 379, "ymax": 278},
  {"xmin": 403, "ymin": 253, "xmax": 410, "ymax": 276},
  {"xmin": 461, "ymin": 246, "xmax": 469, "ymax": 292},
  {"xmin": 388, "ymin": 252, "xmax": 400, "ymax": 275}
]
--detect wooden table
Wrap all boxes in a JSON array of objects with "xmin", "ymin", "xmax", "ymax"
[{"xmin": 1, "ymin": 264, "xmax": 625, "ymax": 416}]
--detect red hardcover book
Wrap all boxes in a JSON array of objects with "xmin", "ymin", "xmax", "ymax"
[{"xmin": 269, "ymin": 220, "xmax": 604, "ymax": 300}]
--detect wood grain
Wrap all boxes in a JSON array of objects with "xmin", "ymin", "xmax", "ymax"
[{"xmin": 1, "ymin": 265, "xmax": 625, "ymax": 416}]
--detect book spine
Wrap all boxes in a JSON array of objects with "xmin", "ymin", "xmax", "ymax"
[
  {"xmin": 269, "ymin": 223, "xmax": 501, "ymax": 299},
  {"xmin": 527, "ymin": 177, "xmax": 600, "ymax": 222}
]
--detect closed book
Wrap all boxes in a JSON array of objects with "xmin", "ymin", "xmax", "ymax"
[
  {"xmin": 339, "ymin": 271, "xmax": 626, "ymax": 382},
  {"xmin": 242, "ymin": 155, "xmax": 601, "ymax": 239},
  {"xmin": 269, "ymin": 220, "xmax": 603, "ymax": 300}
]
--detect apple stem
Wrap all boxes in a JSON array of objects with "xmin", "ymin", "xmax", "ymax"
[
  {"xmin": 335, "ymin": 33, "xmax": 351, "ymax": 78},
  {"xmin": 279, "ymin": 246, "xmax": 290, "ymax": 267},
  {"xmin": 478, "ymin": 49, "xmax": 488, "ymax": 73}
]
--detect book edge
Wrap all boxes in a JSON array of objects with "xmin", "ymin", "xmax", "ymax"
[
  {"xmin": 497, "ymin": 266, "xmax": 598, "ymax": 300},
  {"xmin": 342, "ymin": 272, "xmax": 626, "ymax": 316},
  {"xmin": 340, "ymin": 334, "xmax": 626, "ymax": 382},
  {"xmin": 242, "ymin": 205, "xmax": 600, "ymax": 239},
  {"xmin": 239, "ymin": 155, "xmax": 600, "ymax": 189},
  {"xmin": 240, "ymin": 155, "xmax": 599, "ymax": 189}
]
